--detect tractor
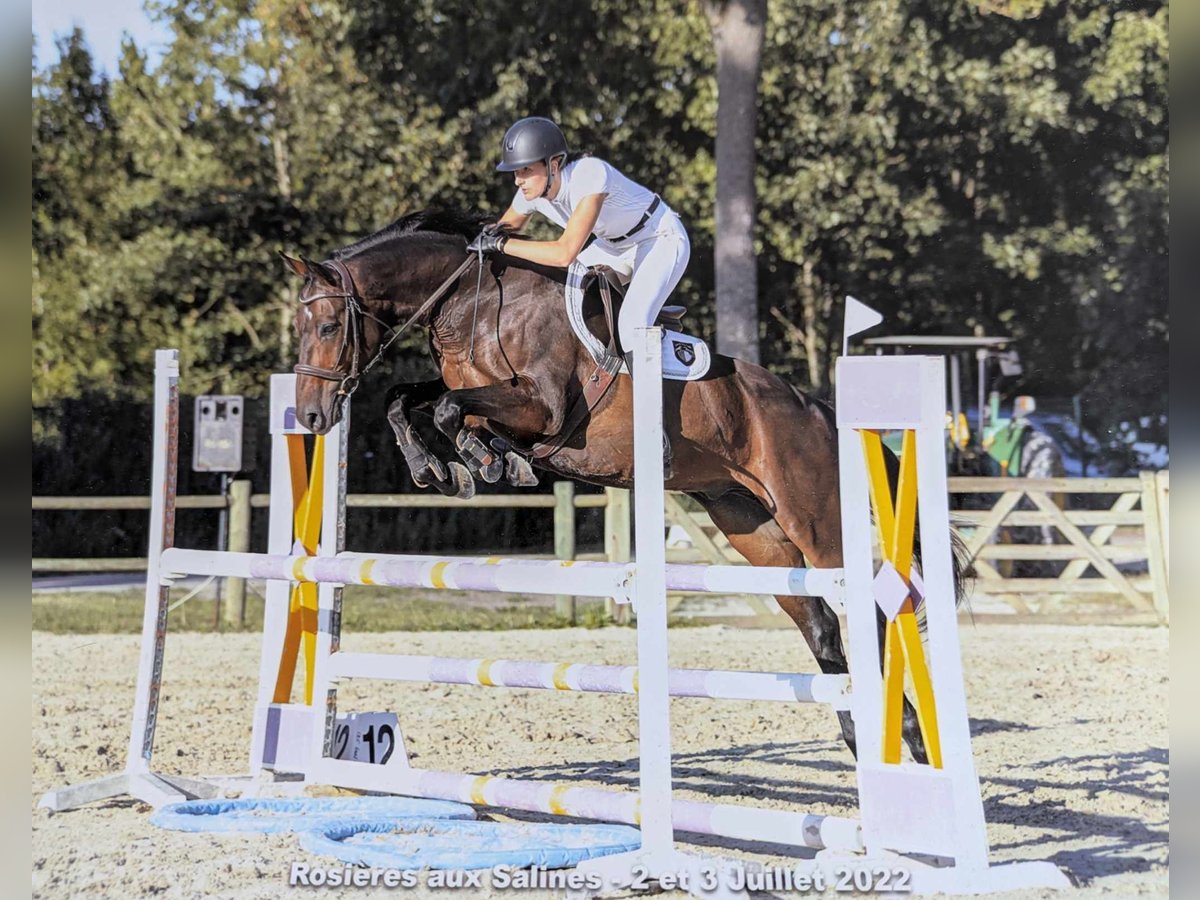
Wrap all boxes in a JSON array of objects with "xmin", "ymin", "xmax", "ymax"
[{"xmin": 861, "ymin": 334, "xmax": 1065, "ymax": 480}]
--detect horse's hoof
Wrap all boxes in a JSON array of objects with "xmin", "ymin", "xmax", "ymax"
[
  {"xmin": 449, "ymin": 462, "xmax": 476, "ymax": 501},
  {"xmin": 504, "ymin": 452, "xmax": 539, "ymax": 487},
  {"xmin": 471, "ymin": 456, "xmax": 503, "ymax": 484}
]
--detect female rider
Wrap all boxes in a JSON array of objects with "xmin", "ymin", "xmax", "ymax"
[{"xmin": 466, "ymin": 116, "xmax": 690, "ymax": 473}]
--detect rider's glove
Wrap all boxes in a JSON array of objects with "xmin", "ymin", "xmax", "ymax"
[{"xmin": 466, "ymin": 226, "xmax": 508, "ymax": 256}]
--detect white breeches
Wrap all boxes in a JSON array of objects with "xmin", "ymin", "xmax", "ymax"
[{"xmin": 576, "ymin": 208, "xmax": 691, "ymax": 353}]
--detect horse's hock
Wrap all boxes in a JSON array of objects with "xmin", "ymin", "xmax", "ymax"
[{"xmin": 39, "ymin": 333, "xmax": 1070, "ymax": 895}]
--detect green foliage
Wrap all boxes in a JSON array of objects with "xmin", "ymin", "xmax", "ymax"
[
  {"xmin": 756, "ymin": 0, "xmax": 1167, "ymax": 436},
  {"xmin": 32, "ymin": 0, "xmax": 1166, "ymax": 454}
]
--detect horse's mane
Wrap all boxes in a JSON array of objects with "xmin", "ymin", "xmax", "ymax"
[{"xmin": 332, "ymin": 208, "xmax": 492, "ymax": 260}]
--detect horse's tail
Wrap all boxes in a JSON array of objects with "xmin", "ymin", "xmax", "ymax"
[{"xmin": 796, "ymin": 386, "xmax": 971, "ymax": 609}]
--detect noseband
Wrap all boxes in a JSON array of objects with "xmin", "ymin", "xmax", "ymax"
[{"xmin": 294, "ymin": 254, "xmax": 479, "ymax": 401}]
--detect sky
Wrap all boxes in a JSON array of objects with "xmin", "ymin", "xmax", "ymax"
[{"xmin": 32, "ymin": 0, "xmax": 171, "ymax": 74}]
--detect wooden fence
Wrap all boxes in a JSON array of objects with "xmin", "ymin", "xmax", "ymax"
[
  {"xmin": 661, "ymin": 474, "xmax": 1170, "ymax": 625},
  {"xmin": 949, "ymin": 473, "xmax": 1169, "ymax": 623},
  {"xmin": 33, "ymin": 473, "xmax": 1169, "ymax": 624}
]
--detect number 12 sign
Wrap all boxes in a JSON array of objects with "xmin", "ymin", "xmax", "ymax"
[{"xmin": 332, "ymin": 712, "xmax": 404, "ymax": 766}]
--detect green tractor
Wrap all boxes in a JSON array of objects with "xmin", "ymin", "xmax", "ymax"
[{"xmin": 861, "ymin": 334, "xmax": 1065, "ymax": 479}]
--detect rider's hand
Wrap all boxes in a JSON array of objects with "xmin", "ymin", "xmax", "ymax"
[{"xmin": 467, "ymin": 227, "xmax": 508, "ymax": 256}]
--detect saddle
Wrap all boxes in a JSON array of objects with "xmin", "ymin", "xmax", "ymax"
[{"xmin": 580, "ymin": 265, "xmax": 686, "ymax": 360}]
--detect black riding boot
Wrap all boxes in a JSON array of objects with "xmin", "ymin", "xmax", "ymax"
[{"xmin": 624, "ymin": 352, "xmax": 673, "ymax": 480}]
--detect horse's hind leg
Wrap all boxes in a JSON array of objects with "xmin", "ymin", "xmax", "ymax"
[
  {"xmin": 753, "ymin": 439, "xmax": 930, "ymax": 764},
  {"xmin": 690, "ymin": 489, "xmax": 861, "ymax": 757}
]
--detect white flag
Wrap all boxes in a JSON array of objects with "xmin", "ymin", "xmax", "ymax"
[{"xmin": 842, "ymin": 295, "xmax": 884, "ymax": 355}]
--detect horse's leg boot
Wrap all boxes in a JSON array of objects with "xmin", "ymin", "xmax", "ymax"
[
  {"xmin": 399, "ymin": 425, "xmax": 448, "ymax": 490},
  {"xmin": 503, "ymin": 451, "xmax": 539, "ymax": 487},
  {"xmin": 455, "ymin": 429, "xmax": 504, "ymax": 484}
]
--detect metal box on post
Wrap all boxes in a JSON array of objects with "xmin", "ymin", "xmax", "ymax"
[{"xmin": 193, "ymin": 395, "xmax": 246, "ymax": 473}]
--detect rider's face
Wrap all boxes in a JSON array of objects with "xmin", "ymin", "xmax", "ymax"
[{"xmin": 513, "ymin": 160, "xmax": 556, "ymax": 199}]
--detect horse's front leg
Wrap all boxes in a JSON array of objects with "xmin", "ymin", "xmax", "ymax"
[
  {"xmin": 385, "ymin": 379, "xmax": 475, "ymax": 500},
  {"xmin": 431, "ymin": 380, "xmax": 558, "ymax": 487}
]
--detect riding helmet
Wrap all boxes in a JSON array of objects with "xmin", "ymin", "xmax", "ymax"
[{"xmin": 495, "ymin": 117, "xmax": 569, "ymax": 172}]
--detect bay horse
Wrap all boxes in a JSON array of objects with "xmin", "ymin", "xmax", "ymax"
[{"xmin": 282, "ymin": 208, "xmax": 951, "ymax": 763}]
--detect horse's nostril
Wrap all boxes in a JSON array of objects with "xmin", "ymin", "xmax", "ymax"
[{"xmin": 306, "ymin": 411, "xmax": 323, "ymax": 432}]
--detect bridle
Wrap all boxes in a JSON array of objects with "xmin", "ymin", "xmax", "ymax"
[{"xmin": 293, "ymin": 254, "xmax": 479, "ymax": 402}]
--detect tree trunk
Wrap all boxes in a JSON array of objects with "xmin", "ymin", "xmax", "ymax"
[
  {"xmin": 706, "ymin": 0, "xmax": 766, "ymax": 365},
  {"xmin": 800, "ymin": 259, "xmax": 820, "ymax": 388}
]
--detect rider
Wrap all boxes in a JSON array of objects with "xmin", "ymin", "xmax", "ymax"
[{"xmin": 467, "ymin": 116, "xmax": 690, "ymax": 476}]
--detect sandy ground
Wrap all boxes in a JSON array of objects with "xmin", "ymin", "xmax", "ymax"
[{"xmin": 32, "ymin": 623, "xmax": 1168, "ymax": 899}]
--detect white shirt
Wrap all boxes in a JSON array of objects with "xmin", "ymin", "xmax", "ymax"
[{"xmin": 511, "ymin": 157, "xmax": 658, "ymax": 244}]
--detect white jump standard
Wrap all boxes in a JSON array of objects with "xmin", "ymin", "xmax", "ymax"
[{"xmin": 40, "ymin": 325, "xmax": 1070, "ymax": 895}]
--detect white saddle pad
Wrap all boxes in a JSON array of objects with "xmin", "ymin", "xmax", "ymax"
[{"xmin": 564, "ymin": 261, "xmax": 711, "ymax": 381}]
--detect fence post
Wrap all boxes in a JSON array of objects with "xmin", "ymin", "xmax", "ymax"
[
  {"xmin": 553, "ymin": 480, "xmax": 576, "ymax": 623},
  {"xmin": 1140, "ymin": 471, "xmax": 1169, "ymax": 623},
  {"xmin": 223, "ymin": 479, "xmax": 253, "ymax": 626},
  {"xmin": 604, "ymin": 487, "xmax": 632, "ymax": 624}
]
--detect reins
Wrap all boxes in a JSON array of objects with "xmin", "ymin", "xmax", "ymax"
[{"xmin": 294, "ymin": 254, "xmax": 480, "ymax": 399}]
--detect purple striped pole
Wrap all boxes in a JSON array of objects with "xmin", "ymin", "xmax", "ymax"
[
  {"xmin": 324, "ymin": 653, "xmax": 850, "ymax": 707},
  {"xmin": 159, "ymin": 549, "xmax": 844, "ymax": 599},
  {"xmin": 306, "ymin": 758, "xmax": 863, "ymax": 853}
]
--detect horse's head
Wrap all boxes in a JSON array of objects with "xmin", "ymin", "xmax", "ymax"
[
  {"xmin": 280, "ymin": 252, "xmax": 388, "ymax": 434},
  {"xmin": 279, "ymin": 210, "xmax": 495, "ymax": 432}
]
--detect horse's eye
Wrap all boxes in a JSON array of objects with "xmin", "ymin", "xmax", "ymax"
[{"xmin": 319, "ymin": 322, "xmax": 340, "ymax": 338}]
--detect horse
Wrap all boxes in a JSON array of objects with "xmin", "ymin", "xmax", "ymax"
[{"xmin": 281, "ymin": 208, "xmax": 954, "ymax": 764}]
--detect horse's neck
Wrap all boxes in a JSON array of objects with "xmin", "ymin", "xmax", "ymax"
[{"xmin": 357, "ymin": 243, "xmax": 468, "ymax": 327}]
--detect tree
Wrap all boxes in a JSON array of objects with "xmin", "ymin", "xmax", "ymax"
[
  {"xmin": 32, "ymin": 30, "xmax": 125, "ymax": 435},
  {"xmin": 32, "ymin": 0, "xmax": 1167, "ymax": 448},
  {"xmin": 754, "ymin": 0, "xmax": 1166, "ymax": 438},
  {"xmin": 705, "ymin": 0, "xmax": 767, "ymax": 364}
]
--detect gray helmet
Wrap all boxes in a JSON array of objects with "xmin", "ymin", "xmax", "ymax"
[{"xmin": 495, "ymin": 117, "xmax": 568, "ymax": 172}]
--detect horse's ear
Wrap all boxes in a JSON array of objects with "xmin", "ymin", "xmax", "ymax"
[
  {"xmin": 279, "ymin": 252, "xmax": 307, "ymax": 278},
  {"xmin": 301, "ymin": 255, "xmax": 338, "ymax": 287}
]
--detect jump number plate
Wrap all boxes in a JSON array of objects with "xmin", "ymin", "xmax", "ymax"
[{"xmin": 332, "ymin": 712, "xmax": 403, "ymax": 766}]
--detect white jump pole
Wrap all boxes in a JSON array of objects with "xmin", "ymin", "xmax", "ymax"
[
  {"xmin": 162, "ymin": 548, "xmax": 841, "ymax": 600},
  {"xmin": 308, "ymin": 396, "xmax": 350, "ymax": 784},
  {"xmin": 302, "ymin": 760, "xmax": 864, "ymax": 853},
  {"xmin": 248, "ymin": 374, "xmax": 307, "ymax": 775}
]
